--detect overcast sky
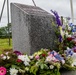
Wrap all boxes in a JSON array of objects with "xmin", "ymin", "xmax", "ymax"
[{"xmin": 0, "ymin": 0, "xmax": 76, "ymax": 27}]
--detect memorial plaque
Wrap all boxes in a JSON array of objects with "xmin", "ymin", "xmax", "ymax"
[{"xmin": 11, "ymin": 3, "xmax": 57, "ymax": 55}]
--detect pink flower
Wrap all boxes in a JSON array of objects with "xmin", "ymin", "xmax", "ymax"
[
  {"xmin": 61, "ymin": 60, "xmax": 65, "ymax": 64},
  {"xmin": 46, "ymin": 54, "xmax": 59, "ymax": 63},
  {"xmin": 53, "ymin": 58, "xmax": 59, "ymax": 62},
  {"xmin": 48, "ymin": 51, "xmax": 58, "ymax": 56},
  {"xmin": 53, "ymin": 51, "xmax": 58, "ymax": 56},
  {"xmin": 72, "ymin": 38, "xmax": 76, "ymax": 45},
  {"xmin": 0, "ymin": 54, "xmax": 4, "ymax": 57},
  {"xmin": 0, "ymin": 67, "xmax": 7, "ymax": 75},
  {"xmin": 48, "ymin": 52, "xmax": 50, "ymax": 55},
  {"xmin": 72, "ymin": 46, "xmax": 76, "ymax": 53},
  {"xmin": 35, "ymin": 55, "xmax": 40, "ymax": 60}
]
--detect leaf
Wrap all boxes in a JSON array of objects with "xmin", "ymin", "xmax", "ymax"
[
  {"xmin": 54, "ymin": 69, "xmax": 60, "ymax": 75},
  {"xmin": 40, "ymin": 64, "xmax": 44, "ymax": 69},
  {"xmin": 5, "ymin": 64, "xmax": 11, "ymax": 68},
  {"xmin": 30, "ymin": 65, "xmax": 38, "ymax": 75},
  {"xmin": 11, "ymin": 65, "xmax": 20, "ymax": 69},
  {"xmin": 57, "ymin": 71, "xmax": 60, "ymax": 75},
  {"xmin": 44, "ymin": 64, "xmax": 49, "ymax": 69}
]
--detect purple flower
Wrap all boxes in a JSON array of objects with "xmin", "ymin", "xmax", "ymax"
[
  {"xmin": 51, "ymin": 10, "xmax": 62, "ymax": 26},
  {"xmin": 14, "ymin": 50, "xmax": 22, "ymax": 56},
  {"xmin": 51, "ymin": 10, "xmax": 59, "ymax": 18},
  {"xmin": 72, "ymin": 29, "xmax": 76, "ymax": 32},
  {"xmin": 50, "ymin": 51, "xmax": 65, "ymax": 63},
  {"xmin": 59, "ymin": 35, "xmax": 62, "ymax": 42},
  {"xmin": 54, "ymin": 54, "xmax": 63, "ymax": 61},
  {"xmin": 72, "ymin": 46, "xmax": 76, "ymax": 52},
  {"xmin": 50, "ymin": 50, "xmax": 57, "ymax": 56},
  {"xmin": 65, "ymin": 47, "xmax": 73, "ymax": 56},
  {"xmin": 69, "ymin": 23, "xmax": 74, "ymax": 27},
  {"xmin": 62, "ymin": 25, "xmax": 66, "ymax": 30}
]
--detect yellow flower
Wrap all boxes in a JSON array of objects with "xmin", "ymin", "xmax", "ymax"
[
  {"xmin": 33, "ymin": 51, "xmax": 42, "ymax": 56},
  {"xmin": 59, "ymin": 26, "xmax": 64, "ymax": 38}
]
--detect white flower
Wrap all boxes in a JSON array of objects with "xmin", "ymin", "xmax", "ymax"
[
  {"xmin": 68, "ymin": 27, "xmax": 71, "ymax": 31},
  {"xmin": 29, "ymin": 55, "xmax": 34, "ymax": 59},
  {"xmin": 71, "ymin": 53, "xmax": 76, "ymax": 67},
  {"xmin": 45, "ymin": 57, "xmax": 50, "ymax": 62},
  {"xmin": 19, "ymin": 69, "xmax": 25, "ymax": 73},
  {"xmin": 2, "ymin": 55, "xmax": 10, "ymax": 60},
  {"xmin": 7, "ymin": 56, "xmax": 10, "ymax": 59},
  {"xmin": 24, "ymin": 61, "xmax": 30, "ymax": 66},
  {"xmin": 65, "ymin": 32, "xmax": 68, "ymax": 37},
  {"xmin": 61, "ymin": 60, "xmax": 65, "ymax": 64},
  {"xmin": 18, "ymin": 55, "xmax": 30, "ymax": 61},
  {"xmin": 0, "ymin": 54, "xmax": 4, "ymax": 56},
  {"xmin": 25, "ymin": 67, "xmax": 29, "ymax": 71},
  {"xmin": 24, "ymin": 55, "xmax": 30, "ymax": 62},
  {"xmin": 72, "ymin": 32, "xmax": 74, "ymax": 34},
  {"xmin": 59, "ymin": 26, "xmax": 64, "ymax": 38},
  {"xmin": 18, "ymin": 55, "xmax": 26, "ymax": 61},
  {"xmin": 2, "ymin": 56, "xmax": 6, "ymax": 60},
  {"xmin": 18, "ymin": 55, "xmax": 30, "ymax": 66},
  {"xmin": 72, "ymin": 62, "xmax": 76, "ymax": 67},
  {"xmin": 10, "ymin": 68, "xmax": 18, "ymax": 75},
  {"xmin": 45, "ymin": 55, "xmax": 56, "ymax": 62},
  {"xmin": 5, "ymin": 52, "xmax": 9, "ymax": 55},
  {"xmin": 67, "ymin": 35, "xmax": 71, "ymax": 37},
  {"xmin": 24, "ymin": 55, "xmax": 30, "ymax": 66},
  {"xmin": 36, "ymin": 61, "xmax": 39, "ymax": 66},
  {"xmin": 49, "ymin": 65, "xmax": 54, "ymax": 69},
  {"xmin": 67, "ymin": 47, "xmax": 70, "ymax": 50}
]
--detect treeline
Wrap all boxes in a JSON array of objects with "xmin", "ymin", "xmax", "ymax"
[{"xmin": 0, "ymin": 23, "xmax": 12, "ymax": 38}]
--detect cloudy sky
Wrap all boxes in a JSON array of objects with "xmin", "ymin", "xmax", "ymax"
[{"xmin": 0, "ymin": 0, "xmax": 76, "ymax": 27}]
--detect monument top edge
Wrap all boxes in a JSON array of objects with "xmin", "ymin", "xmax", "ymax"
[{"xmin": 11, "ymin": 3, "xmax": 52, "ymax": 16}]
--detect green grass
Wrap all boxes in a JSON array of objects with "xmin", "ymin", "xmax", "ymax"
[{"xmin": 0, "ymin": 38, "xmax": 12, "ymax": 54}]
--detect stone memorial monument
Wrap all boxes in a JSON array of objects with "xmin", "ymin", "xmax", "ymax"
[{"xmin": 11, "ymin": 3, "xmax": 57, "ymax": 55}]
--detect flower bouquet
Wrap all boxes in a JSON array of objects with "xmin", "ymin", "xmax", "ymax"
[
  {"xmin": 0, "ymin": 51, "xmax": 31, "ymax": 75},
  {"xmin": 0, "ymin": 49, "xmax": 65, "ymax": 75},
  {"xmin": 51, "ymin": 10, "xmax": 76, "ymax": 74},
  {"xmin": 0, "ymin": 48, "xmax": 76, "ymax": 75},
  {"xmin": 29, "ymin": 49, "xmax": 65, "ymax": 75}
]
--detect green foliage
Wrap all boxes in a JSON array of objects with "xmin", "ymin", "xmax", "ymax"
[
  {"xmin": 39, "ymin": 69, "xmax": 60, "ymax": 75},
  {"xmin": 30, "ymin": 65, "xmax": 38, "ymax": 75},
  {"xmin": 0, "ymin": 38, "xmax": 12, "ymax": 53},
  {"xmin": 62, "ymin": 64, "xmax": 76, "ymax": 71}
]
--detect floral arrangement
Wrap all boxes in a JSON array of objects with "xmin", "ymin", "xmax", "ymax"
[
  {"xmin": 0, "ymin": 48, "xmax": 76, "ymax": 75},
  {"xmin": 0, "ymin": 10, "xmax": 76, "ymax": 75},
  {"xmin": 0, "ymin": 49, "xmax": 65, "ymax": 75},
  {"xmin": 51, "ymin": 10, "xmax": 76, "ymax": 69}
]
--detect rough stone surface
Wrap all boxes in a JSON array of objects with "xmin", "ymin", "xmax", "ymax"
[
  {"xmin": 11, "ymin": 3, "xmax": 57, "ymax": 55},
  {"xmin": 61, "ymin": 71, "xmax": 76, "ymax": 75}
]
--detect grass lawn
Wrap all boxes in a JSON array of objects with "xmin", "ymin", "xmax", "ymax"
[{"xmin": 0, "ymin": 38, "xmax": 12, "ymax": 54}]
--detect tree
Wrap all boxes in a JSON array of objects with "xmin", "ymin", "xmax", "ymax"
[{"xmin": 0, "ymin": 23, "xmax": 12, "ymax": 38}]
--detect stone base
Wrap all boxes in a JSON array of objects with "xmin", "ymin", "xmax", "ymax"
[{"xmin": 61, "ymin": 71, "xmax": 76, "ymax": 75}]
